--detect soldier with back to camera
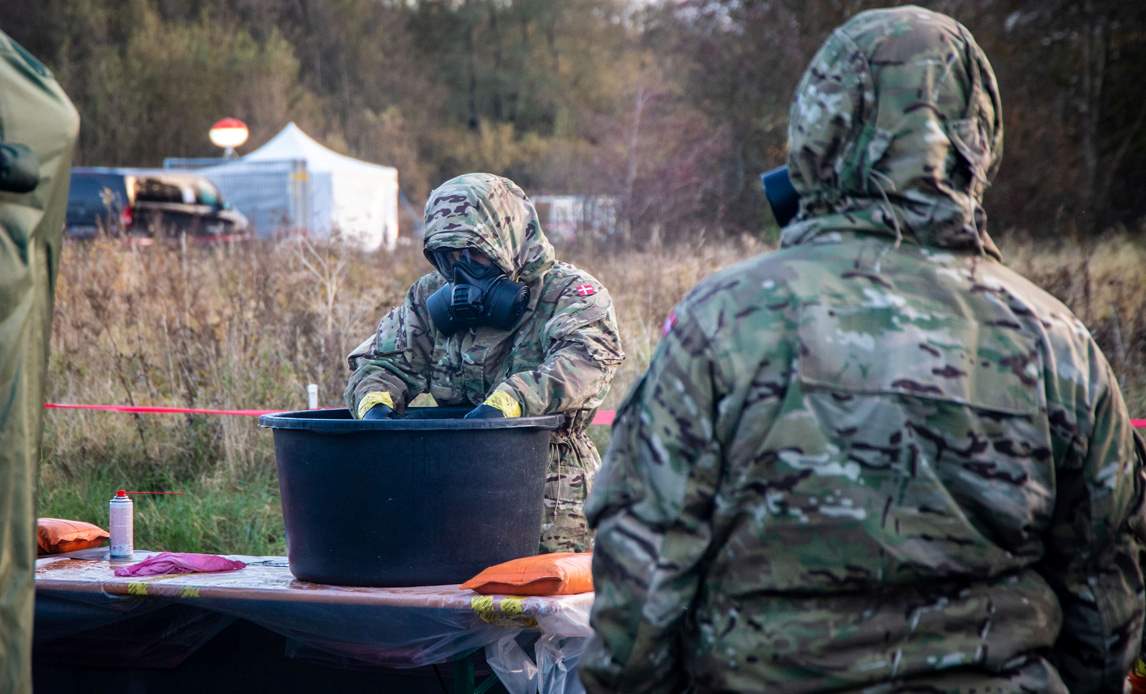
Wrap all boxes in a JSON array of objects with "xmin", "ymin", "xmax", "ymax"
[{"xmin": 582, "ymin": 6, "xmax": 1146, "ymax": 692}]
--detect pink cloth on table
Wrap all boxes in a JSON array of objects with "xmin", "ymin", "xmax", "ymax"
[{"xmin": 114, "ymin": 552, "xmax": 247, "ymax": 577}]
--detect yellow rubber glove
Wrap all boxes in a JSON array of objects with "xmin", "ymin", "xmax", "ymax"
[
  {"xmin": 356, "ymin": 391, "xmax": 395, "ymax": 419},
  {"xmin": 482, "ymin": 390, "xmax": 522, "ymax": 418}
]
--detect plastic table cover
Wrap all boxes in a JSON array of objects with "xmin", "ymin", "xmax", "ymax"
[{"xmin": 35, "ymin": 549, "xmax": 592, "ymax": 694}]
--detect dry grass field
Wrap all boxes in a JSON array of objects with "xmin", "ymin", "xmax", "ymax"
[{"xmin": 38, "ymin": 231, "xmax": 1146, "ymax": 554}]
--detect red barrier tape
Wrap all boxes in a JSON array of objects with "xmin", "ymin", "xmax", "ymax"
[
  {"xmin": 45, "ymin": 402, "xmax": 621, "ymax": 426},
  {"xmin": 44, "ymin": 403, "xmax": 283, "ymax": 417}
]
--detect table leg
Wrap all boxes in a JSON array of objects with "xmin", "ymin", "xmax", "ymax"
[
  {"xmin": 451, "ymin": 653, "xmax": 475, "ymax": 693},
  {"xmin": 452, "ymin": 649, "xmax": 505, "ymax": 694}
]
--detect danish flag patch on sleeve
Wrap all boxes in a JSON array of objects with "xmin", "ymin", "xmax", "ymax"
[{"xmin": 575, "ymin": 283, "xmax": 597, "ymax": 297}]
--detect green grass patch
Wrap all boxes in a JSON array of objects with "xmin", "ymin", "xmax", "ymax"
[{"xmin": 37, "ymin": 467, "xmax": 286, "ymax": 556}]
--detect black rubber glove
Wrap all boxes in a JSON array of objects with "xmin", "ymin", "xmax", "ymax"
[
  {"xmin": 362, "ymin": 404, "xmax": 394, "ymax": 420},
  {"xmin": 463, "ymin": 404, "xmax": 505, "ymax": 419}
]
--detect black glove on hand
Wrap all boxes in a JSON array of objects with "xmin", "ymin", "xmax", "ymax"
[
  {"xmin": 464, "ymin": 404, "xmax": 505, "ymax": 419},
  {"xmin": 362, "ymin": 404, "xmax": 395, "ymax": 420}
]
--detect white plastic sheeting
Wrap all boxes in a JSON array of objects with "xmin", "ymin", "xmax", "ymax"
[
  {"xmin": 35, "ymin": 549, "xmax": 592, "ymax": 693},
  {"xmin": 487, "ymin": 633, "xmax": 590, "ymax": 694},
  {"xmin": 197, "ymin": 123, "xmax": 399, "ymax": 251}
]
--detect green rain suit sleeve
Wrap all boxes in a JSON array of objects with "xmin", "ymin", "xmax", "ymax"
[
  {"xmin": 581, "ymin": 298, "xmax": 783, "ymax": 692},
  {"xmin": 0, "ymin": 32, "xmax": 79, "ymax": 694},
  {"xmin": 344, "ymin": 275, "xmax": 439, "ymax": 415},
  {"xmin": 491, "ymin": 280, "xmax": 623, "ymax": 416},
  {"xmin": 1041, "ymin": 351, "xmax": 1146, "ymax": 692}
]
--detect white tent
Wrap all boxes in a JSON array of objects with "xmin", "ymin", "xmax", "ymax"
[{"xmin": 195, "ymin": 123, "xmax": 399, "ymax": 251}]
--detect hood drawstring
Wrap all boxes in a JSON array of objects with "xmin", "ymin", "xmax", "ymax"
[{"xmin": 869, "ymin": 169, "xmax": 903, "ymax": 272}]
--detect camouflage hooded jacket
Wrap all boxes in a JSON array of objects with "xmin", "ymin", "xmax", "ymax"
[
  {"xmin": 345, "ymin": 174, "xmax": 624, "ymax": 549},
  {"xmin": 583, "ymin": 7, "xmax": 1146, "ymax": 693}
]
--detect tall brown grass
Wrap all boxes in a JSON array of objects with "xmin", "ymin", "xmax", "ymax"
[
  {"xmin": 1007, "ymin": 230, "xmax": 1146, "ymax": 414},
  {"xmin": 38, "ymin": 231, "xmax": 1146, "ymax": 552},
  {"xmin": 42, "ymin": 235, "xmax": 761, "ymax": 486}
]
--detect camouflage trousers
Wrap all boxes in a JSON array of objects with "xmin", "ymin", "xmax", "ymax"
[{"xmin": 540, "ymin": 429, "xmax": 600, "ymax": 553}]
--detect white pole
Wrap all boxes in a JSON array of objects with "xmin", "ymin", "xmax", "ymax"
[{"xmin": 307, "ymin": 383, "xmax": 319, "ymax": 410}]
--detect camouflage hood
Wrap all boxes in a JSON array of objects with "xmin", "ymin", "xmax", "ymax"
[
  {"xmin": 782, "ymin": 6, "xmax": 1004, "ymax": 258},
  {"xmin": 422, "ymin": 173, "xmax": 556, "ymax": 284}
]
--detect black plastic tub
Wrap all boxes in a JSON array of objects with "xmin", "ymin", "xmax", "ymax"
[{"xmin": 259, "ymin": 407, "xmax": 563, "ymax": 587}]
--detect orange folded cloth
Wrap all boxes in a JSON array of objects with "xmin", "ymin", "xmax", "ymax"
[
  {"xmin": 37, "ymin": 518, "xmax": 109, "ymax": 555},
  {"xmin": 461, "ymin": 552, "xmax": 593, "ymax": 596}
]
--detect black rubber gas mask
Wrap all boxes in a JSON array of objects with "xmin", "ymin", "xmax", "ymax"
[{"xmin": 426, "ymin": 248, "xmax": 529, "ymax": 335}]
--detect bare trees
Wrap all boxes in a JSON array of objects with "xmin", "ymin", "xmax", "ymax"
[{"xmin": 3, "ymin": 0, "xmax": 1143, "ymax": 240}]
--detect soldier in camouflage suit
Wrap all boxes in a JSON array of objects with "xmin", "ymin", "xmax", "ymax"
[
  {"xmin": 582, "ymin": 6, "xmax": 1146, "ymax": 692},
  {"xmin": 345, "ymin": 173, "xmax": 623, "ymax": 553}
]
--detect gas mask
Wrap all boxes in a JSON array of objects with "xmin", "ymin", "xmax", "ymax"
[{"xmin": 426, "ymin": 248, "xmax": 530, "ymax": 335}]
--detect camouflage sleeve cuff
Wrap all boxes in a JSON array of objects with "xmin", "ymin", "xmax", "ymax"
[
  {"xmin": 483, "ymin": 390, "xmax": 522, "ymax": 418},
  {"xmin": 356, "ymin": 391, "xmax": 394, "ymax": 419}
]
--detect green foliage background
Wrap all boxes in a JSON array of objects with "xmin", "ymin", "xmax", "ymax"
[{"xmin": 5, "ymin": 0, "xmax": 1145, "ymax": 238}]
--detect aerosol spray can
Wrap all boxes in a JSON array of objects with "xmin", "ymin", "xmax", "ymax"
[{"xmin": 109, "ymin": 489, "xmax": 134, "ymax": 560}]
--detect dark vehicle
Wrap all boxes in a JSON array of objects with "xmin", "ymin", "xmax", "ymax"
[{"xmin": 65, "ymin": 167, "xmax": 249, "ymax": 241}]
